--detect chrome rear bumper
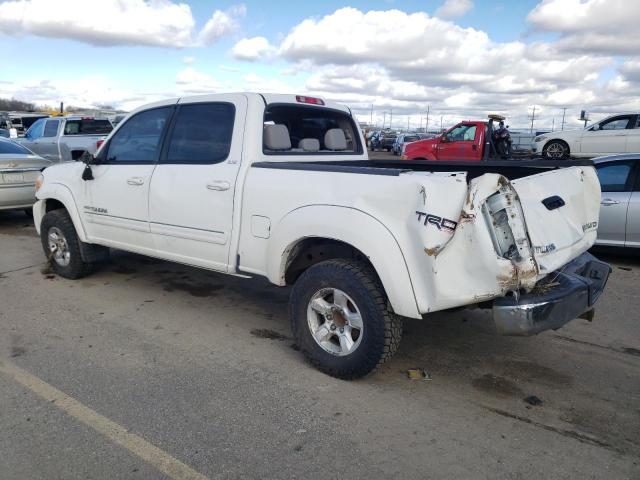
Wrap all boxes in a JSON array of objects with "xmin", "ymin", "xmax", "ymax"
[{"xmin": 493, "ymin": 252, "xmax": 610, "ymax": 336}]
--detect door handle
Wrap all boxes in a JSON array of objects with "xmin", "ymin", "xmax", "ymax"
[
  {"xmin": 207, "ymin": 181, "xmax": 230, "ymax": 191},
  {"xmin": 601, "ymin": 198, "xmax": 620, "ymax": 206},
  {"xmin": 127, "ymin": 177, "xmax": 145, "ymax": 186}
]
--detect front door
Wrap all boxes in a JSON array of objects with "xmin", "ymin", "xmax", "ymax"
[
  {"xmin": 595, "ymin": 160, "xmax": 634, "ymax": 246},
  {"xmin": 437, "ymin": 124, "xmax": 478, "ymax": 161},
  {"xmin": 148, "ymin": 94, "xmax": 247, "ymax": 272},
  {"xmin": 580, "ymin": 115, "xmax": 633, "ymax": 155},
  {"xmin": 84, "ymin": 105, "xmax": 175, "ymax": 253}
]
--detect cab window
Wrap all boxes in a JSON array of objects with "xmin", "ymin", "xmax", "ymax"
[
  {"xmin": 163, "ymin": 102, "xmax": 235, "ymax": 164},
  {"xmin": 104, "ymin": 107, "xmax": 172, "ymax": 164},
  {"xmin": 446, "ymin": 124, "xmax": 476, "ymax": 142},
  {"xmin": 43, "ymin": 119, "xmax": 60, "ymax": 138}
]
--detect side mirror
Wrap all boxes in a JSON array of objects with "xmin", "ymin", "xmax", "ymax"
[
  {"xmin": 592, "ymin": 123, "xmax": 600, "ymax": 131},
  {"xmin": 79, "ymin": 151, "xmax": 95, "ymax": 181},
  {"xmin": 79, "ymin": 150, "xmax": 95, "ymax": 164},
  {"xmin": 441, "ymin": 135, "xmax": 449, "ymax": 143}
]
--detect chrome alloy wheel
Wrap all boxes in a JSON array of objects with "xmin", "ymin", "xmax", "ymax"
[
  {"xmin": 545, "ymin": 142, "xmax": 566, "ymax": 159},
  {"xmin": 48, "ymin": 226, "xmax": 71, "ymax": 267},
  {"xmin": 307, "ymin": 288, "xmax": 364, "ymax": 356}
]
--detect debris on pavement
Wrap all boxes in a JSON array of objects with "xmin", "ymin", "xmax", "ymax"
[
  {"xmin": 523, "ymin": 395, "xmax": 543, "ymax": 406},
  {"xmin": 407, "ymin": 368, "xmax": 432, "ymax": 381},
  {"xmin": 250, "ymin": 328, "xmax": 288, "ymax": 340}
]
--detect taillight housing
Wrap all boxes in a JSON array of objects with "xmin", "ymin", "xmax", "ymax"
[
  {"xmin": 296, "ymin": 95, "xmax": 325, "ymax": 106},
  {"xmin": 96, "ymin": 139, "xmax": 104, "ymax": 150}
]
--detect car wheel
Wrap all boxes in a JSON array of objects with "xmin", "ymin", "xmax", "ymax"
[
  {"xmin": 40, "ymin": 209, "xmax": 94, "ymax": 279},
  {"xmin": 290, "ymin": 259, "xmax": 403, "ymax": 379},
  {"xmin": 543, "ymin": 140, "xmax": 569, "ymax": 160}
]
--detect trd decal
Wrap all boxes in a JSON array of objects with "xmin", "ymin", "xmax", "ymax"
[
  {"xmin": 582, "ymin": 221, "xmax": 598, "ymax": 232},
  {"xmin": 415, "ymin": 211, "xmax": 458, "ymax": 233}
]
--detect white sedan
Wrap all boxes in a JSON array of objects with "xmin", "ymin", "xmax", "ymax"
[{"xmin": 533, "ymin": 113, "xmax": 640, "ymax": 159}]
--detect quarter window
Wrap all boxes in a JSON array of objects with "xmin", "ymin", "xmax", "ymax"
[
  {"xmin": 105, "ymin": 107, "xmax": 172, "ymax": 163},
  {"xmin": 596, "ymin": 162, "xmax": 633, "ymax": 192},
  {"xmin": 164, "ymin": 103, "xmax": 235, "ymax": 164}
]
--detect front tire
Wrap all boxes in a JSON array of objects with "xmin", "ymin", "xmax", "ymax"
[
  {"xmin": 543, "ymin": 140, "xmax": 569, "ymax": 160},
  {"xmin": 290, "ymin": 259, "xmax": 402, "ymax": 379},
  {"xmin": 40, "ymin": 209, "xmax": 94, "ymax": 279}
]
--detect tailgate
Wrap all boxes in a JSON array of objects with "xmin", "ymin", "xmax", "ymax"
[{"xmin": 510, "ymin": 166, "xmax": 601, "ymax": 274}]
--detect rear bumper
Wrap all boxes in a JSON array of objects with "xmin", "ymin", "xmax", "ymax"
[{"xmin": 492, "ymin": 252, "xmax": 610, "ymax": 336}]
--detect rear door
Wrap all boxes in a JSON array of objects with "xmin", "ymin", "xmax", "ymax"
[
  {"xmin": 437, "ymin": 123, "xmax": 479, "ymax": 161},
  {"xmin": 594, "ymin": 160, "xmax": 635, "ymax": 246},
  {"xmin": 148, "ymin": 94, "xmax": 247, "ymax": 272},
  {"xmin": 38, "ymin": 119, "xmax": 61, "ymax": 162}
]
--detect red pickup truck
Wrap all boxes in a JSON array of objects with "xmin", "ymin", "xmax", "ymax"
[{"xmin": 401, "ymin": 121, "xmax": 487, "ymax": 161}]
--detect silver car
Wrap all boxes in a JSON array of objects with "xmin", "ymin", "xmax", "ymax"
[
  {"xmin": 594, "ymin": 154, "xmax": 640, "ymax": 248},
  {"xmin": 0, "ymin": 138, "xmax": 52, "ymax": 213}
]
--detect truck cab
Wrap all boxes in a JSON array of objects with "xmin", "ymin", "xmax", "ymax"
[{"xmin": 402, "ymin": 121, "xmax": 486, "ymax": 161}]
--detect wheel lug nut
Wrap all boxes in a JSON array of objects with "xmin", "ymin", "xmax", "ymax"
[
  {"xmin": 330, "ymin": 324, "xmax": 336, "ymax": 331},
  {"xmin": 339, "ymin": 327, "xmax": 344, "ymax": 333}
]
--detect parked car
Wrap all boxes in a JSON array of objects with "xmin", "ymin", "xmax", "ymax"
[
  {"xmin": 16, "ymin": 115, "xmax": 113, "ymax": 163},
  {"xmin": 392, "ymin": 133, "xmax": 421, "ymax": 155},
  {"xmin": 33, "ymin": 92, "xmax": 608, "ymax": 379},
  {"xmin": 533, "ymin": 113, "xmax": 640, "ymax": 159},
  {"xmin": 593, "ymin": 154, "xmax": 639, "ymax": 248},
  {"xmin": 0, "ymin": 138, "xmax": 52, "ymax": 214},
  {"xmin": 0, "ymin": 128, "xmax": 9, "ymax": 138}
]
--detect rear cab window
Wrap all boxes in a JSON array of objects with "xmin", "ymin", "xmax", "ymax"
[
  {"xmin": 63, "ymin": 118, "xmax": 113, "ymax": 135},
  {"xmin": 263, "ymin": 104, "xmax": 362, "ymax": 155}
]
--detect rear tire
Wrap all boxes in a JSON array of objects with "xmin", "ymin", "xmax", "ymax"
[
  {"xmin": 40, "ymin": 209, "xmax": 94, "ymax": 279},
  {"xmin": 290, "ymin": 259, "xmax": 403, "ymax": 379}
]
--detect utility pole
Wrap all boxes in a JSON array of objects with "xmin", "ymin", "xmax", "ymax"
[
  {"xmin": 407, "ymin": 116, "xmax": 410, "ymax": 131},
  {"xmin": 370, "ymin": 104, "xmax": 373, "ymax": 126},
  {"xmin": 561, "ymin": 107, "xmax": 567, "ymax": 131},
  {"xmin": 382, "ymin": 112, "xmax": 386, "ymax": 129},
  {"xmin": 389, "ymin": 108, "xmax": 393, "ymax": 130},
  {"xmin": 551, "ymin": 117, "xmax": 555, "ymax": 132},
  {"xmin": 529, "ymin": 105, "xmax": 536, "ymax": 134},
  {"xmin": 440, "ymin": 115, "xmax": 443, "ymax": 132},
  {"xmin": 426, "ymin": 106, "xmax": 430, "ymax": 133}
]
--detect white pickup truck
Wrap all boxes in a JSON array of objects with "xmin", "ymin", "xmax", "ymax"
[
  {"xmin": 16, "ymin": 115, "xmax": 113, "ymax": 163},
  {"xmin": 33, "ymin": 93, "xmax": 610, "ymax": 379}
]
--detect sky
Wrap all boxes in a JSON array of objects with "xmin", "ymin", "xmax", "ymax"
[{"xmin": 0, "ymin": 0, "xmax": 639, "ymax": 130}]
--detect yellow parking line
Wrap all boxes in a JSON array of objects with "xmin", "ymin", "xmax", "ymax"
[{"xmin": 0, "ymin": 360, "xmax": 209, "ymax": 480}]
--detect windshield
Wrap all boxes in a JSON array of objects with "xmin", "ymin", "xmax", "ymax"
[{"xmin": 0, "ymin": 140, "xmax": 32, "ymax": 155}]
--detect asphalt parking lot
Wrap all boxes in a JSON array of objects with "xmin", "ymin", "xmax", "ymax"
[{"xmin": 1, "ymin": 210, "xmax": 639, "ymax": 479}]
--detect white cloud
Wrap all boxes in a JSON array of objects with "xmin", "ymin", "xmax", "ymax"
[
  {"xmin": 0, "ymin": 0, "xmax": 243, "ymax": 48},
  {"xmin": 197, "ymin": 5, "xmax": 245, "ymax": 46},
  {"xmin": 231, "ymin": 36, "xmax": 276, "ymax": 61},
  {"xmin": 527, "ymin": 0, "xmax": 640, "ymax": 55},
  {"xmin": 182, "ymin": 56, "xmax": 196, "ymax": 65},
  {"xmin": 175, "ymin": 67, "xmax": 223, "ymax": 94},
  {"xmin": 434, "ymin": 0, "xmax": 473, "ymax": 18}
]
